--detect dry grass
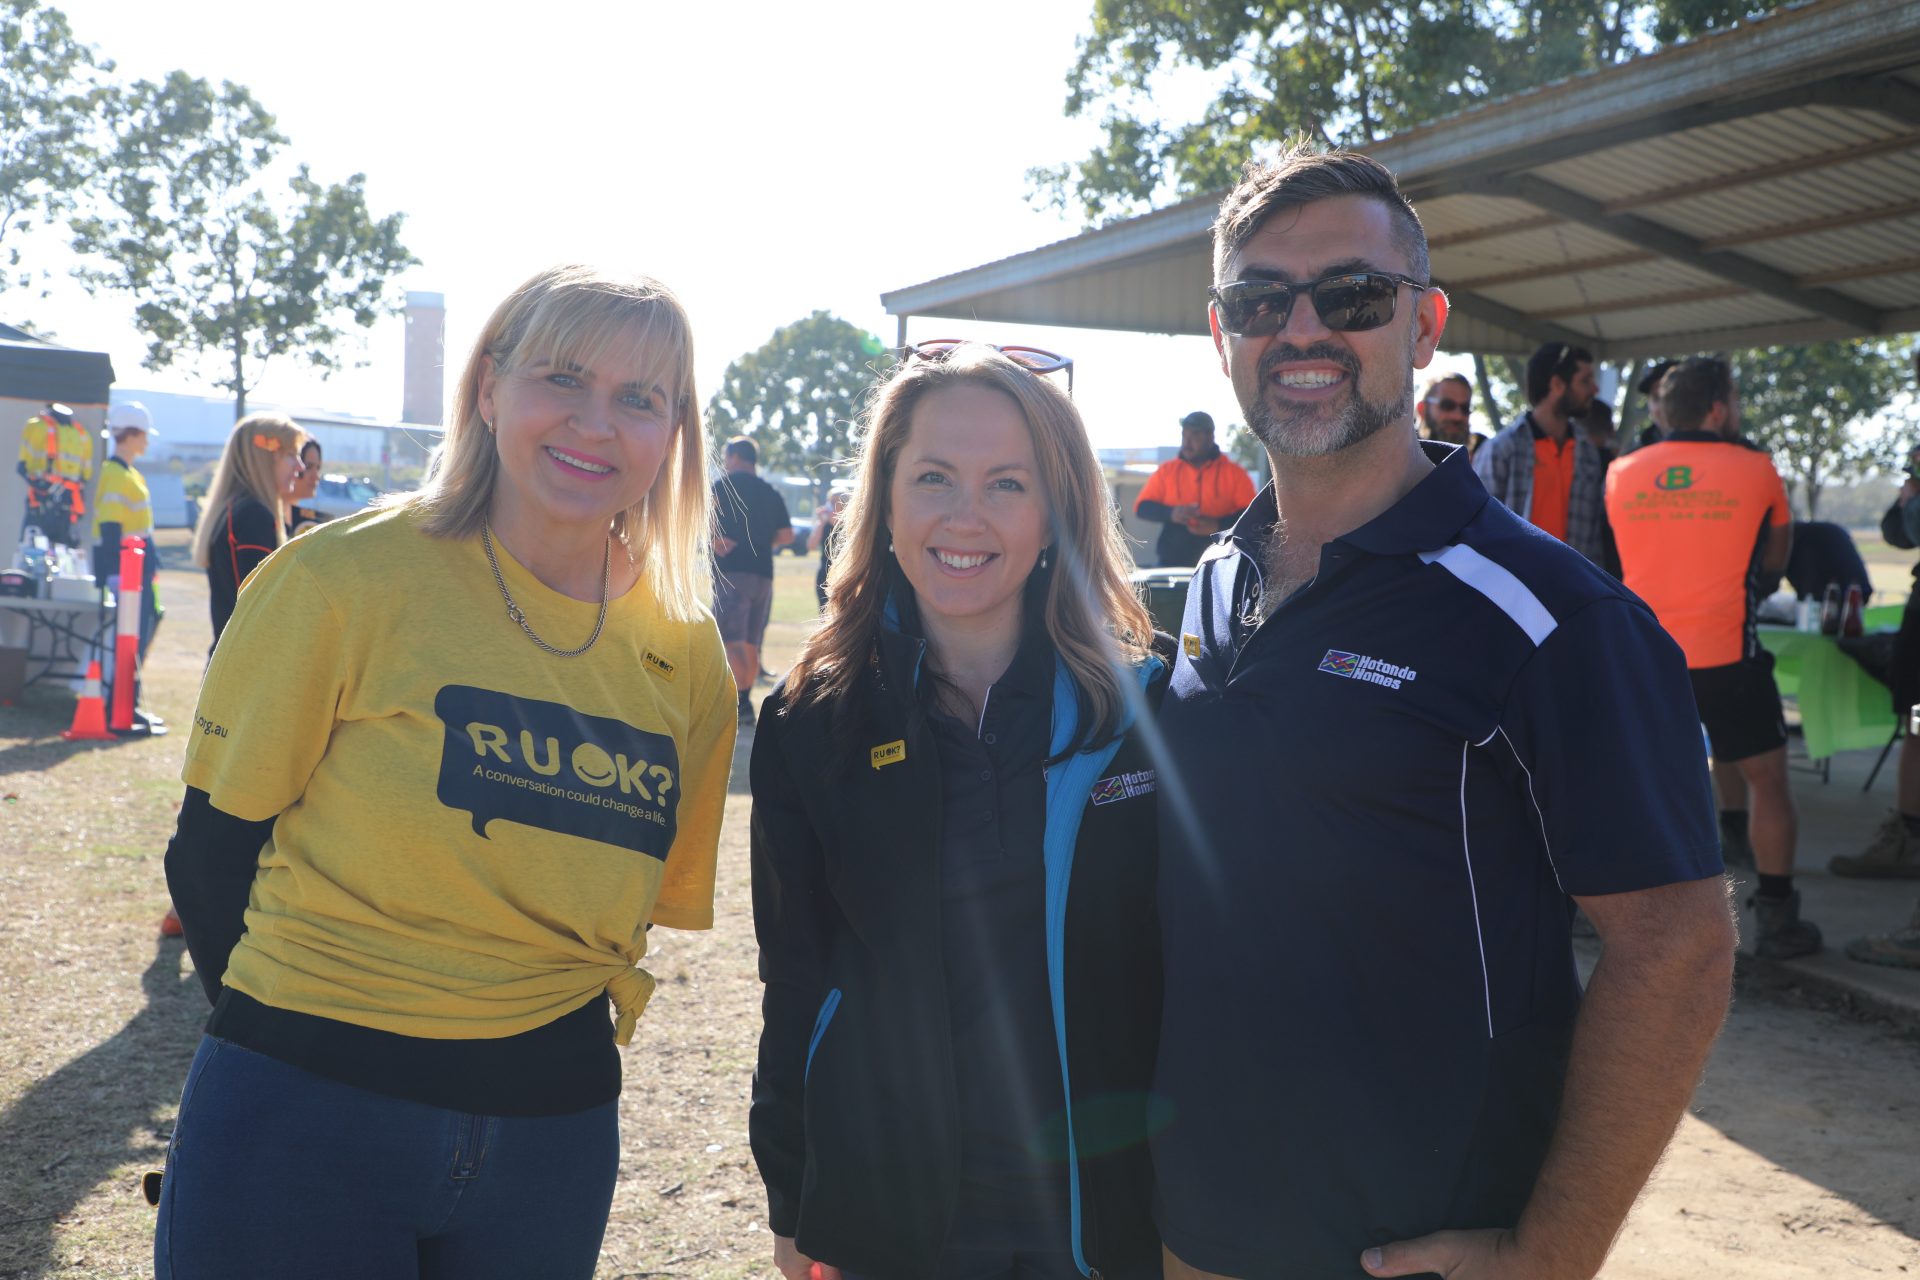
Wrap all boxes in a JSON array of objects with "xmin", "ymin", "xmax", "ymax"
[{"xmin": 0, "ymin": 535, "xmax": 823, "ymax": 1278}]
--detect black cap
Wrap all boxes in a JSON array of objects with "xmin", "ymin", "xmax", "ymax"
[
  {"xmin": 1180, "ymin": 411, "xmax": 1215, "ymax": 433},
  {"xmin": 1636, "ymin": 361, "xmax": 1677, "ymax": 397}
]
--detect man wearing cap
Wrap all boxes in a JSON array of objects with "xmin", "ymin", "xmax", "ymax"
[
  {"xmin": 1473, "ymin": 342, "xmax": 1609, "ymax": 566},
  {"xmin": 95, "ymin": 402, "xmax": 165, "ymax": 731},
  {"xmin": 1134, "ymin": 411, "xmax": 1256, "ymax": 566},
  {"xmin": 1624, "ymin": 360, "xmax": 1677, "ymax": 454},
  {"xmin": 1157, "ymin": 142, "xmax": 1733, "ymax": 1280}
]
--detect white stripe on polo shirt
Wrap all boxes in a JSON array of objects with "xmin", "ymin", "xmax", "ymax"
[
  {"xmin": 1419, "ymin": 543, "xmax": 1558, "ymax": 646},
  {"xmin": 1457, "ymin": 742, "xmax": 1494, "ymax": 1038}
]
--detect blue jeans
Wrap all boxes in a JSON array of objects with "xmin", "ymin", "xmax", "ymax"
[{"xmin": 155, "ymin": 1036, "xmax": 619, "ymax": 1280}]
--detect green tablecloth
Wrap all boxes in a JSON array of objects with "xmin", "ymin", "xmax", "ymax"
[{"xmin": 1758, "ymin": 618, "xmax": 1898, "ymax": 760}]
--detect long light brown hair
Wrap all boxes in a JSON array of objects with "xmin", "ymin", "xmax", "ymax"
[
  {"xmin": 190, "ymin": 414, "xmax": 306, "ymax": 568},
  {"xmin": 397, "ymin": 264, "xmax": 711, "ymax": 621},
  {"xmin": 788, "ymin": 344, "xmax": 1152, "ymax": 754}
]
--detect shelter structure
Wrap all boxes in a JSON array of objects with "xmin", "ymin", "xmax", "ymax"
[
  {"xmin": 882, "ymin": 0, "xmax": 1920, "ymax": 359},
  {"xmin": 0, "ymin": 323, "xmax": 114, "ymax": 569}
]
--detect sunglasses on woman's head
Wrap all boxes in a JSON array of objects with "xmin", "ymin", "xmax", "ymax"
[
  {"xmin": 900, "ymin": 339, "xmax": 1075, "ymax": 396},
  {"xmin": 1208, "ymin": 272, "xmax": 1430, "ymax": 338}
]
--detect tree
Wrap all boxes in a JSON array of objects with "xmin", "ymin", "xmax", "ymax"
[
  {"xmin": 70, "ymin": 72, "xmax": 417, "ymax": 418},
  {"xmin": 707, "ymin": 312, "xmax": 893, "ymax": 496},
  {"xmin": 0, "ymin": 0, "xmax": 111, "ymax": 293},
  {"xmin": 1736, "ymin": 340, "xmax": 1907, "ymax": 520},
  {"xmin": 1032, "ymin": 0, "xmax": 1778, "ymax": 225}
]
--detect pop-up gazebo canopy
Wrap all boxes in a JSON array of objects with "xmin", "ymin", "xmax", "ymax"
[{"xmin": 882, "ymin": 0, "xmax": 1920, "ymax": 359}]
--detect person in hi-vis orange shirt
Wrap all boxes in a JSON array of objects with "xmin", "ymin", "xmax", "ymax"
[
  {"xmin": 1607, "ymin": 356, "xmax": 1820, "ymax": 963},
  {"xmin": 1134, "ymin": 411, "xmax": 1256, "ymax": 567}
]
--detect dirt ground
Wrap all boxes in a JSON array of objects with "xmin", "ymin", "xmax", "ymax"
[{"xmin": 1, "ymin": 536, "xmax": 1917, "ymax": 1279}]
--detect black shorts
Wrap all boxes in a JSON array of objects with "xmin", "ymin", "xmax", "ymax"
[
  {"xmin": 1690, "ymin": 653, "xmax": 1787, "ymax": 763},
  {"xmin": 1889, "ymin": 585, "xmax": 1920, "ymax": 723}
]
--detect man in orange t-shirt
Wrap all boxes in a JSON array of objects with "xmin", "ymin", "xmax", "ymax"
[{"xmin": 1607, "ymin": 356, "xmax": 1819, "ymax": 961}]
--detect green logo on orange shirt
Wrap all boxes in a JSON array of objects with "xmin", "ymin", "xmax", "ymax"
[{"xmin": 1655, "ymin": 466, "xmax": 1694, "ymax": 490}]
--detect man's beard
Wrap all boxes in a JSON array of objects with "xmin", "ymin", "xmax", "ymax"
[
  {"xmin": 1244, "ymin": 341, "xmax": 1413, "ymax": 459},
  {"xmin": 1422, "ymin": 411, "xmax": 1469, "ymax": 445}
]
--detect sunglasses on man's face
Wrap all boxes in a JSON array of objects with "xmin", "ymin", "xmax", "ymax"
[
  {"xmin": 901, "ymin": 339, "xmax": 1074, "ymax": 395},
  {"xmin": 1208, "ymin": 272, "xmax": 1429, "ymax": 338},
  {"xmin": 1429, "ymin": 396, "xmax": 1472, "ymax": 414}
]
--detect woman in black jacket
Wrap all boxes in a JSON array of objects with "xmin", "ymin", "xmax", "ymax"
[
  {"xmin": 751, "ymin": 341, "xmax": 1168, "ymax": 1280},
  {"xmin": 190, "ymin": 413, "xmax": 308, "ymax": 649}
]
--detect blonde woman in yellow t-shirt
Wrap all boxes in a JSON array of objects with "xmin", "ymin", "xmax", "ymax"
[{"xmin": 156, "ymin": 265, "xmax": 734, "ymax": 1280}]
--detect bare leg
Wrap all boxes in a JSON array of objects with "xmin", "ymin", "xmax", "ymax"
[
  {"xmin": 726, "ymin": 642, "xmax": 759, "ymax": 695},
  {"xmin": 1735, "ymin": 747, "xmax": 1796, "ymax": 877}
]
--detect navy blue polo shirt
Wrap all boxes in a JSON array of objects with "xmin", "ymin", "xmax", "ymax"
[{"xmin": 1153, "ymin": 442, "xmax": 1720, "ymax": 1279}]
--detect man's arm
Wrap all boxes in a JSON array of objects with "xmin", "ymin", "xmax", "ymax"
[
  {"xmin": 1135, "ymin": 463, "xmax": 1178, "ymax": 524},
  {"xmin": 1761, "ymin": 521, "xmax": 1792, "ymax": 577},
  {"xmin": 1364, "ymin": 876, "xmax": 1734, "ymax": 1280}
]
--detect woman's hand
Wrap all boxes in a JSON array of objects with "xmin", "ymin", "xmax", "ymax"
[{"xmin": 773, "ymin": 1234, "xmax": 842, "ymax": 1280}]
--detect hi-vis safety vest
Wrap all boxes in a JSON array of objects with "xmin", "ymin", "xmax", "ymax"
[
  {"xmin": 94, "ymin": 456, "xmax": 153, "ymax": 541},
  {"xmin": 19, "ymin": 414, "xmax": 94, "ymax": 523}
]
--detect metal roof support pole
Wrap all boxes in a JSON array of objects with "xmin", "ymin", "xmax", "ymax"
[{"xmin": 1440, "ymin": 290, "xmax": 1606, "ymax": 355}]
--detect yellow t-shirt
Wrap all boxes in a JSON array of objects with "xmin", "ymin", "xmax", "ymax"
[{"xmin": 181, "ymin": 504, "xmax": 735, "ymax": 1044}]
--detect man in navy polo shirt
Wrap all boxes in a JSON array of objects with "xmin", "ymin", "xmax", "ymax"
[{"xmin": 1154, "ymin": 142, "xmax": 1736, "ymax": 1280}]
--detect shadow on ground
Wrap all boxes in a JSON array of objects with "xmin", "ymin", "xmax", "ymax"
[{"xmin": 0, "ymin": 939, "xmax": 203, "ymax": 1278}]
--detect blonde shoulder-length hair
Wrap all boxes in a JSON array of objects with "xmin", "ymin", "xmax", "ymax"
[
  {"xmin": 190, "ymin": 413, "xmax": 306, "ymax": 568},
  {"xmin": 788, "ymin": 344, "xmax": 1152, "ymax": 753},
  {"xmin": 396, "ymin": 264, "xmax": 711, "ymax": 621}
]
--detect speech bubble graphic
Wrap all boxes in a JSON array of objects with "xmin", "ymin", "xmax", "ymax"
[{"xmin": 433, "ymin": 684, "xmax": 680, "ymax": 859}]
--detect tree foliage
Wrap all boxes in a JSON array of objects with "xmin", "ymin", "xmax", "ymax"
[
  {"xmin": 1736, "ymin": 340, "xmax": 1909, "ymax": 520},
  {"xmin": 707, "ymin": 312, "xmax": 893, "ymax": 490},
  {"xmin": 1034, "ymin": 0, "xmax": 1780, "ymax": 225},
  {"xmin": 0, "ymin": 0, "xmax": 111, "ymax": 292},
  {"xmin": 69, "ymin": 72, "xmax": 417, "ymax": 418}
]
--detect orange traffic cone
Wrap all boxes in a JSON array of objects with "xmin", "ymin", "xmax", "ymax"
[{"xmin": 62, "ymin": 660, "xmax": 113, "ymax": 741}]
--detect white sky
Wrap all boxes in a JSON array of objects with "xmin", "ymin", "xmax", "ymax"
[{"xmin": 16, "ymin": 0, "xmax": 1477, "ymax": 453}]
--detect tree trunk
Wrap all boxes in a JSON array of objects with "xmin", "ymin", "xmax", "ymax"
[
  {"xmin": 232, "ymin": 333, "xmax": 247, "ymax": 420},
  {"xmin": 1616, "ymin": 359, "xmax": 1649, "ymax": 445}
]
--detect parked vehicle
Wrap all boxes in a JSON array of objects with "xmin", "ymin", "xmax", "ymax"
[
  {"xmin": 784, "ymin": 512, "xmax": 817, "ymax": 556},
  {"xmin": 305, "ymin": 474, "xmax": 382, "ymax": 520},
  {"xmin": 146, "ymin": 473, "xmax": 196, "ymax": 530}
]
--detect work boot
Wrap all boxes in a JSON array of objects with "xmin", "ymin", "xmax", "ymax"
[
  {"xmin": 1747, "ymin": 890, "xmax": 1822, "ymax": 960},
  {"xmin": 1829, "ymin": 811, "xmax": 1920, "ymax": 878},
  {"xmin": 1843, "ymin": 897, "xmax": 1920, "ymax": 971}
]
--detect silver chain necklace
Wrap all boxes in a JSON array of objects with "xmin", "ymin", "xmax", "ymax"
[{"xmin": 481, "ymin": 518, "xmax": 610, "ymax": 658}]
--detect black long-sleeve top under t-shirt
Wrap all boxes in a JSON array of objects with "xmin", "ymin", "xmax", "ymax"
[
  {"xmin": 205, "ymin": 496, "xmax": 279, "ymax": 648},
  {"xmin": 163, "ymin": 787, "xmax": 619, "ymax": 1116}
]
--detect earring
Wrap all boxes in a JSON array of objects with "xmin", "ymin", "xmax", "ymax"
[
  {"xmin": 888, "ymin": 538, "xmax": 895, "ymax": 554},
  {"xmin": 1038, "ymin": 546, "xmax": 1051, "ymax": 570}
]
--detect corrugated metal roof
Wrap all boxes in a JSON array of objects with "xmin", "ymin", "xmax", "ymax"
[{"xmin": 885, "ymin": 0, "xmax": 1920, "ymax": 358}]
